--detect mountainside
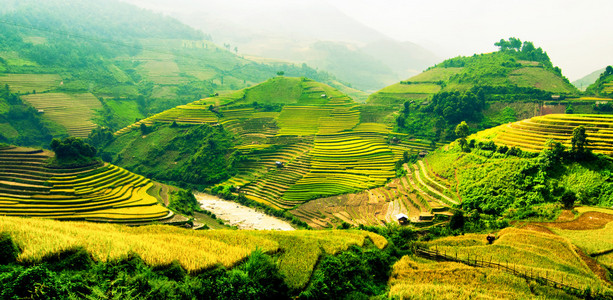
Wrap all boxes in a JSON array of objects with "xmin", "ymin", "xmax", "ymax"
[
  {"xmin": 102, "ymin": 77, "xmax": 444, "ymax": 213},
  {"xmin": 573, "ymin": 67, "xmax": 606, "ymax": 91},
  {"xmin": 366, "ymin": 38, "xmax": 580, "ymax": 142},
  {"xmin": 123, "ymin": 0, "xmax": 439, "ymax": 92},
  {"xmin": 0, "ymin": 0, "xmax": 356, "ymax": 146},
  {"xmin": 586, "ymin": 66, "xmax": 613, "ymax": 96}
]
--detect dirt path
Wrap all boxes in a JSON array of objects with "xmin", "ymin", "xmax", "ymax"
[
  {"xmin": 194, "ymin": 192, "xmax": 294, "ymax": 230},
  {"xmin": 533, "ymin": 211, "xmax": 613, "ymax": 230}
]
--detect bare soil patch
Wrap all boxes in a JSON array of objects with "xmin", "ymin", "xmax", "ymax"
[{"xmin": 534, "ymin": 212, "xmax": 613, "ymax": 230}]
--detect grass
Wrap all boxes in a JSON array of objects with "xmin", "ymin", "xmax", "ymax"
[
  {"xmin": 102, "ymin": 99, "xmax": 144, "ymax": 128},
  {"xmin": 552, "ymin": 221, "xmax": 613, "ymax": 255},
  {"xmin": 0, "ymin": 74, "xmax": 62, "ymax": 94},
  {"xmin": 376, "ymin": 82, "xmax": 441, "ymax": 94},
  {"xmin": 509, "ymin": 67, "xmax": 577, "ymax": 94},
  {"xmin": 21, "ymin": 92, "xmax": 102, "ymax": 138},
  {"xmin": 404, "ymin": 67, "xmax": 463, "ymax": 82},
  {"xmin": 0, "ymin": 216, "xmax": 386, "ymax": 289}
]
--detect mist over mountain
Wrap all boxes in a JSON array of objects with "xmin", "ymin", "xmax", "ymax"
[{"xmin": 121, "ymin": 0, "xmax": 440, "ymax": 91}]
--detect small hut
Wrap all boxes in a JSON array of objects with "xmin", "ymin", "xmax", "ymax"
[
  {"xmin": 275, "ymin": 161, "xmax": 284, "ymax": 168},
  {"xmin": 419, "ymin": 151, "xmax": 429, "ymax": 158},
  {"xmin": 396, "ymin": 213, "xmax": 409, "ymax": 225}
]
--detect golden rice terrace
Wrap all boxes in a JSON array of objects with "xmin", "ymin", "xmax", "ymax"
[{"xmin": 0, "ymin": 145, "xmax": 172, "ymax": 222}]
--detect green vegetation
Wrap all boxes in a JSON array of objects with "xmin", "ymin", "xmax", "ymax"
[
  {"xmin": 0, "ymin": 0, "xmax": 359, "ymax": 143},
  {"xmin": 368, "ymin": 38, "xmax": 579, "ymax": 143},
  {"xmin": 0, "ymin": 84, "xmax": 57, "ymax": 147},
  {"xmin": 49, "ymin": 137, "xmax": 98, "ymax": 166},
  {"xmin": 586, "ymin": 65, "xmax": 613, "ymax": 96},
  {"xmin": 106, "ymin": 78, "xmax": 414, "ymax": 210},
  {"xmin": 168, "ymin": 189, "xmax": 204, "ymax": 217},
  {"xmin": 108, "ymin": 123, "xmax": 238, "ymax": 189},
  {"xmin": 0, "ymin": 216, "xmax": 389, "ymax": 298}
]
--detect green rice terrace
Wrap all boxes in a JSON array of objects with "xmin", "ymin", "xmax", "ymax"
[
  {"xmin": 108, "ymin": 77, "xmax": 441, "ymax": 218},
  {"xmin": 0, "ymin": 145, "xmax": 172, "ymax": 223},
  {"xmin": 293, "ymin": 158, "xmax": 458, "ymax": 228},
  {"xmin": 476, "ymin": 114, "xmax": 613, "ymax": 154}
]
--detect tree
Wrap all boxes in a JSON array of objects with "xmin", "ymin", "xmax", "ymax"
[
  {"xmin": 139, "ymin": 123, "xmax": 149, "ymax": 135},
  {"xmin": 49, "ymin": 137, "xmax": 97, "ymax": 162},
  {"xmin": 561, "ymin": 190, "xmax": 577, "ymax": 209},
  {"xmin": 276, "ymin": 71, "xmax": 285, "ymax": 76},
  {"xmin": 455, "ymin": 121, "xmax": 469, "ymax": 139},
  {"xmin": 571, "ymin": 125, "xmax": 588, "ymax": 153},
  {"xmin": 455, "ymin": 121, "xmax": 470, "ymax": 152},
  {"xmin": 449, "ymin": 210, "xmax": 465, "ymax": 230}
]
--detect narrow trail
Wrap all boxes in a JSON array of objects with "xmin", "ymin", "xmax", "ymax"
[{"xmin": 194, "ymin": 192, "xmax": 294, "ymax": 230}]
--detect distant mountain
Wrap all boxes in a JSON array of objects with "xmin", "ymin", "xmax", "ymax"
[
  {"xmin": 573, "ymin": 68, "xmax": 606, "ymax": 91},
  {"xmin": 121, "ymin": 0, "xmax": 439, "ymax": 92},
  {"xmin": 0, "ymin": 0, "xmax": 360, "ymax": 146}
]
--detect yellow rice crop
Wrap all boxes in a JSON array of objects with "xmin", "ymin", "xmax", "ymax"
[{"xmin": 0, "ymin": 217, "xmax": 386, "ymax": 289}]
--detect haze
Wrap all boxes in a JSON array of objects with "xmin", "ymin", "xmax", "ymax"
[{"xmin": 123, "ymin": 0, "xmax": 611, "ymax": 82}]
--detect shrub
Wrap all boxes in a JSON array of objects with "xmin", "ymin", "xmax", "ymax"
[{"xmin": 0, "ymin": 233, "xmax": 19, "ymax": 265}]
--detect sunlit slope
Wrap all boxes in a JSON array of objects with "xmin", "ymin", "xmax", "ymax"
[
  {"xmin": 0, "ymin": 215, "xmax": 386, "ymax": 289},
  {"xmin": 476, "ymin": 114, "xmax": 613, "ymax": 155},
  {"xmin": 111, "ymin": 77, "xmax": 424, "ymax": 208},
  {"xmin": 390, "ymin": 227, "xmax": 613, "ymax": 299},
  {"xmin": 0, "ymin": 146, "xmax": 171, "ymax": 222}
]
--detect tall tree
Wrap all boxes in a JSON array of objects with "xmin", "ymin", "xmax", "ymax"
[
  {"xmin": 455, "ymin": 121, "xmax": 469, "ymax": 151},
  {"xmin": 571, "ymin": 125, "xmax": 588, "ymax": 153}
]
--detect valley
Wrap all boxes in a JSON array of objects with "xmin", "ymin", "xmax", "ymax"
[{"xmin": 1, "ymin": 1, "xmax": 613, "ymax": 299}]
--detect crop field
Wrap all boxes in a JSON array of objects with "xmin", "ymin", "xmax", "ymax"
[
  {"xmin": 292, "ymin": 158, "xmax": 457, "ymax": 228},
  {"xmin": 112, "ymin": 78, "xmax": 445, "ymax": 216},
  {"xmin": 21, "ymin": 92, "xmax": 102, "ymax": 138},
  {"xmin": 509, "ymin": 67, "xmax": 578, "ymax": 94},
  {"xmin": 425, "ymin": 227, "xmax": 611, "ymax": 291},
  {"xmin": 388, "ymin": 255, "xmax": 573, "ymax": 299},
  {"xmin": 0, "ymin": 216, "xmax": 386, "ymax": 289},
  {"xmin": 484, "ymin": 114, "xmax": 613, "ymax": 154},
  {"xmin": 0, "ymin": 74, "xmax": 62, "ymax": 94},
  {"xmin": 404, "ymin": 67, "xmax": 463, "ymax": 83},
  {"xmin": 0, "ymin": 146, "xmax": 171, "ymax": 223}
]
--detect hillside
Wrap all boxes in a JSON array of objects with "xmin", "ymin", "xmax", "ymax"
[
  {"xmin": 0, "ymin": 145, "xmax": 173, "ymax": 223},
  {"xmin": 0, "ymin": 215, "xmax": 388, "ymax": 297},
  {"xmin": 0, "ymin": 0, "xmax": 358, "ymax": 146},
  {"xmin": 573, "ymin": 67, "xmax": 606, "ymax": 91},
  {"xmin": 366, "ymin": 38, "xmax": 580, "ymax": 142},
  {"xmin": 392, "ymin": 220, "xmax": 613, "ymax": 299},
  {"xmin": 126, "ymin": 0, "xmax": 440, "ymax": 92},
  {"xmin": 104, "ymin": 77, "xmax": 440, "ymax": 211},
  {"xmin": 586, "ymin": 66, "xmax": 613, "ymax": 96}
]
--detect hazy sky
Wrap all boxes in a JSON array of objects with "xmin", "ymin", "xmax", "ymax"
[
  {"xmin": 127, "ymin": 0, "xmax": 612, "ymax": 81},
  {"xmin": 332, "ymin": 0, "xmax": 613, "ymax": 81}
]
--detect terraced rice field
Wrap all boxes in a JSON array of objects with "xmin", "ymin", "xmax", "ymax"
[
  {"xmin": 0, "ymin": 73, "xmax": 62, "ymax": 94},
  {"xmin": 292, "ymin": 158, "xmax": 458, "ymax": 228},
  {"xmin": 0, "ymin": 215, "xmax": 386, "ymax": 289},
  {"xmin": 0, "ymin": 146, "xmax": 171, "ymax": 223},
  {"xmin": 21, "ymin": 92, "xmax": 102, "ymax": 137},
  {"xmin": 489, "ymin": 114, "xmax": 613, "ymax": 154},
  {"xmin": 113, "ymin": 78, "xmax": 445, "ymax": 211}
]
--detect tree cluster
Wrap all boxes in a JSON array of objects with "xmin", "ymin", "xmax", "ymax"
[
  {"xmin": 494, "ymin": 37, "xmax": 551, "ymax": 66},
  {"xmin": 50, "ymin": 137, "xmax": 97, "ymax": 163}
]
